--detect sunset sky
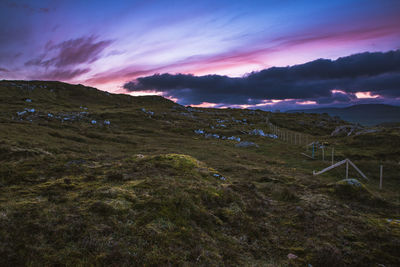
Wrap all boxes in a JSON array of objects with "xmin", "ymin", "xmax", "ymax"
[{"xmin": 1, "ymin": 0, "xmax": 399, "ymax": 110}]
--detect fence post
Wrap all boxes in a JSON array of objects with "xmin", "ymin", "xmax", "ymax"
[
  {"xmin": 380, "ymin": 165, "xmax": 383, "ymax": 189},
  {"xmin": 346, "ymin": 160, "xmax": 349, "ymax": 179},
  {"xmin": 322, "ymin": 147, "xmax": 325, "ymax": 161},
  {"xmin": 312, "ymin": 143, "xmax": 314, "ymax": 159},
  {"xmin": 331, "ymin": 147, "xmax": 334, "ymax": 165}
]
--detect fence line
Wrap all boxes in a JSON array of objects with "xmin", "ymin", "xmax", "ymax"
[{"xmin": 266, "ymin": 119, "xmax": 385, "ymax": 188}]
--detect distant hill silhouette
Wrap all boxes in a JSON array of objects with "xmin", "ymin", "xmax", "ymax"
[{"xmin": 287, "ymin": 104, "xmax": 400, "ymax": 126}]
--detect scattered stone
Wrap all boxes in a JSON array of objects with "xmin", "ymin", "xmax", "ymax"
[
  {"xmin": 227, "ymin": 136, "xmax": 241, "ymax": 142},
  {"xmin": 194, "ymin": 129, "xmax": 205, "ymax": 135},
  {"xmin": 213, "ymin": 173, "xmax": 226, "ymax": 181},
  {"xmin": 205, "ymin": 133, "xmax": 220, "ymax": 139},
  {"xmin": 17, "ymin": 111, "xmax": 27, "ymax": 116},
  {"xmin": 340, "ymin": 178, "xmax": 362, "ymax": 187},
  {"xmin": 25, "ymin": 99, "xmax": 32, "ymax": 102},
  {"xmin": 104, "ymin": 120, "xmax": 111, "ymax": 125},
  {"xmin": 235, "ymin": 141, "xmax": 259, "ymax": 148},
  {"xmin": 249, "ymin": 129, "xmax": 267, "ymax": 136},
  {"xmin": 25, "ymin": 108, "xmax": 35, "ymax": 113},
  {"xmin": 91, "ymin": 120, "xmax": 97, "ymax": 124},
  {"xmin": 268, "ymin": 134, "xmax": 278, "ymax": 139},
  {"xmin": 287, "ymin": 253, "xmax": 298, "ymax": 260},
  {"xmin": 141, "ymin": 108, "xmax": 154, "ymax": 116}
]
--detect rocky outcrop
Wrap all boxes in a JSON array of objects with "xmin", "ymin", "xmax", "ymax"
[
  {"xmin": 331, "ymin": 125, "xmax": 363, "ymax": 137},
  {"xmin": 331, "ymin": 125, "xmax": 381, "ymax": 137}
]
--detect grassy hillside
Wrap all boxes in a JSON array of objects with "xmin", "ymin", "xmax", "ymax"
[
  {"xmin": 0, "ymin": 80, "xmax": 399, "ymax": 266},
  {"xmin": 288, "ymin": 104, "xmax": 400, "ymax": 126}
]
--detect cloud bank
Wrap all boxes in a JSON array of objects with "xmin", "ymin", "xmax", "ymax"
[{"xmin": 124, "ymin": 50, "xmax": 400, "ymax": 107}]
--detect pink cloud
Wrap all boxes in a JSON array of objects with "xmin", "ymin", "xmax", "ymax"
[{"xmin": 355, "ymin": 91, "xmax": 380, "ymax": 99}]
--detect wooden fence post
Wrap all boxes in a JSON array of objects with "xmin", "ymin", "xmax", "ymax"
[
  {"xmin": 346, "ymin": 160, "xmax": 349, "ymax": 179},
  {"xmin": 380, "ymin": 165, "xmax": 383, "ymax": 189},
  {"xmin": 322, "ymin": 147, "xmax": 325, "ymax": 161},
  {"xmin": 331, "ymin": 147, "xmax": 334, "ymax": 165}
]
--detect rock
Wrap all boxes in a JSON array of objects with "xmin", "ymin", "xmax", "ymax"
[
  {"xmin": 333, "ymin": 178, "xmax": 377, "ymax": 202},
  {"xmin": 227, "ymin": 136, "xmax": 241, "ymax": 142},
  {"xmin": 235, "ymin": 141, "xmax": 259, "ymax": 148},
  {"xmin": 340, "ymin": 178, "xmax": 362, "ymax": 187},
  {"xmin": 211, "ymin": 134, "xmax": 220, "ymax": 139},
  {"xmin": 91, "ymin": 120, "xmax": 97, "ymax": 124},
  {"xmin": 249, "ymin": 129, "xmax": 266, "ymax": 136},
  {"xmin": 141, "ymin": 108, "xmax": 154, "ymax": 116},
  {"xmin": 104, "ymin": 120, "xmax": 111, "ymax": 125},
  {"xmin": 287, "ymin": 253, "xmax": 298, "ymax": 259},
  {"xmin": 331, "ymin": 125, "xmax": 363, "ymax": 137},
  {"xmin": 194, "ymin": 129, "xmax": 205, "ymax": 135},
  {"xmin": 213, "ymin": 173, "xmax": 226, "ymax": 181},
  {"xmin": 25, "ymin": 99, "xmax": 32, "ymax": 102}
]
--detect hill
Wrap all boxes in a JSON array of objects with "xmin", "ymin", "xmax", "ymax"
[
  {"xmin": 0, "ymin": 80, "xmax": 399, "ymax": 266},
  {"xmin": 288, "ymin": 104, "xmax": 400, "ymax": 126}
]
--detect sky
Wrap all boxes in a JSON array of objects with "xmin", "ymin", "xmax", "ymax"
[{"xmin": 0, "ymin": 0, "xmax": 399, "ymax": 110}]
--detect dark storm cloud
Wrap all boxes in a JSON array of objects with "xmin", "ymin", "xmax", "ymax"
[
  {"xmin": 0, "ymin": 67, "xmax": 9, "ymax": 72},
  {"xmin": 124, "ymin": 50, "xmax": 400, "ymax": 105},
  {"xmin": 25, "ymin": 36, "xmax": 113, "ymax": 68}
]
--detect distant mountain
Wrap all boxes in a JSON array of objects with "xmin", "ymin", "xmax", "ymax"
[{"xmin": 287, "ymin": 104, "xmax": 400, "ymax": 126}]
